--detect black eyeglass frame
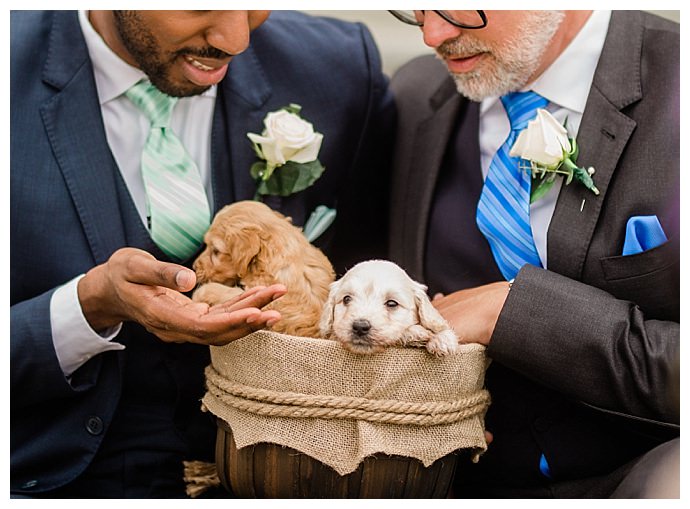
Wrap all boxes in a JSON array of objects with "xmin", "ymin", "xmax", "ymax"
[{"xmin": 389, "ymin": 10, "xmax": 488, "ymax": 30}]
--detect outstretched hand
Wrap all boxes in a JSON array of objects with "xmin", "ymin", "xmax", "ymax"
[{"xmin": 77, "ymin": 247, "xmax": 287, "ymax": 346}]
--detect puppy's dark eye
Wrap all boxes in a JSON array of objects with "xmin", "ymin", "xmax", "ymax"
[
  {"xmin": 385, "ymin": 300, "xmax": 399, "ymax": 308},
  {"xmin": 342, "ymin": 295, "xmax": 352, "ymax": 305}
]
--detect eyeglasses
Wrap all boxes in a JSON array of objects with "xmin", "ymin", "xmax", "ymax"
[{"xmin": 389, "ymin": 10, "xmax": 487, "ymax": 30}]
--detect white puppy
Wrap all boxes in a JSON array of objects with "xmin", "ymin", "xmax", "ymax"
[{"xmin": 319, "ymin": 260, "xmax": 459, "ymax": 356}]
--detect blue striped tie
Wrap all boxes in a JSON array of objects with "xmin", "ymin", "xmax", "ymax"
[
  {"xmin": 476, "ymin": 91, "xmax": 549, "ymax": 280},
  {"xmin": 126, "ymin": 80, "xmax": 211, "ymax": 261}
]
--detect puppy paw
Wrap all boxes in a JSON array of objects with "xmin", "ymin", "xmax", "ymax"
[
  {"xmin": 425, "ymin": 329, "xmax": 459, "ymax": 357},
  {"xmin": 192, "ymin": 282, "xmax": 244, "ymax": 306}
]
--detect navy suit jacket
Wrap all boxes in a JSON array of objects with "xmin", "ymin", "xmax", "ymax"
[
  {"xmin": 390, "ymin": 11, "xmax": 679, "ymax": 493},
  {"xmin": 10, "ymin": 10, "xmax": 394, "ymax": 495}
]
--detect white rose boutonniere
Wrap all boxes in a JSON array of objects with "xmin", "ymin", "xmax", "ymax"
[
  {"xmin": 510, "ymin": 109, "xmax": 600, "ymax": 203},
  {"xmin": 247, "ymin": 104, "xmax": 325, "ymax": 199}
]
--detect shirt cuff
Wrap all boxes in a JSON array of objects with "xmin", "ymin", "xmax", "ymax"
[{"xmin": 50, "ymin": 274, "xmax": 125, "ymax": 377}]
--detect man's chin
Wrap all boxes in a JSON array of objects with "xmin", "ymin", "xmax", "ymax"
[
  {"xmin": 450, "ymin": 72, "xmax": 524, "ymax": 103},
  {"xmin": 148, "ymin": 77, "xmax": 211, "ymax": 98},
  {"xmin": 450, "ymin": 75, "xmax": 493, "ymax": 103}
]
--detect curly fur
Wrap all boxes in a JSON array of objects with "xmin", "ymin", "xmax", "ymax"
[
  {"xmin": 319, "ymin": 260, "xmax": 458, "ymax": 356},
  {"xmin": 193, "ymin": 200, "xmax": 335, "ymax": 337}
]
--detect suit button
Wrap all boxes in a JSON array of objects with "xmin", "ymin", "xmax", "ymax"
[
  {"xmin": 85, "ymin": 416, "xmax": 103, "ymax": 435},
  {"xmin": 21, "ymin": 480, "xmax": 39, "ymax": 489}
]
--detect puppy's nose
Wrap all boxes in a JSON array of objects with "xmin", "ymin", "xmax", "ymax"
[{"xmin": 352, "ymin": 319, "xmax": 371, "ymax": 336}]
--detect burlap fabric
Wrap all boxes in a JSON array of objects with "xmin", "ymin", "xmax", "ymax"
[{"xmin": 202, "ymin": 331, "xmax": 490, "ymax": 476}]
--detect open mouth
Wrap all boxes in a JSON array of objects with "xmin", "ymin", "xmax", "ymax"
[
  {"xmin": 181, "ymin": 54, "xmax": 230, "ymax": 87},
  {"xmin": 184, "ymin": 55, "xmax": 221, "ymax": 71}
]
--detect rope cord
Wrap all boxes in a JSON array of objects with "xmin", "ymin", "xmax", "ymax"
[{"xmin": 204, "ymin": 365, "xmax": 490, "ymax": 426}]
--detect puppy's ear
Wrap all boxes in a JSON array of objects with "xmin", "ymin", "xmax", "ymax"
[
  {"xmin": 319, "ymin": 279, "xmax": 340, "ymax": 338},
  {"xmin": 413, "ymin": 282, "xmax": 451, "ymax": 334},
  {"xmin": 224, "ymin": 226, "xmax": 263, "ymax": 275}
]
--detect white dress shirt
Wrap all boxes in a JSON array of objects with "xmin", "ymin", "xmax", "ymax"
[
  {"xmin": 50, "ymin": 11, "xmax": 217, "ymax": 376},
  {"xmin": 479, "ymin": 10, "xmax": 611, "ymax": 268}
]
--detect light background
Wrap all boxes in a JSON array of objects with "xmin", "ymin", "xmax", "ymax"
[{"xmin": 304, "ymin": 10, "xmax": 680, "ymax": 76}]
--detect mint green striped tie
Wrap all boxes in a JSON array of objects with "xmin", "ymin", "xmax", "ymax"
[{"xmin": 126, "ymin": 80, "xmax": 211, "ymax": 261}]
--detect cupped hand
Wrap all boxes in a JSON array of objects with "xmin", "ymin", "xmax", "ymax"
[{"xmin": 77, "ymin": 247, "xmax": 287, "ymax": 345}]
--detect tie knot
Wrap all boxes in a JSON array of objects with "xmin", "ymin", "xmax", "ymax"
[
  {"xmin": 500, "ymin": 91, "xmax": 549, "ymax": 132},
  {"xmin": 125, "ymin": 80, "xmax": 177, "ymax": 128}
]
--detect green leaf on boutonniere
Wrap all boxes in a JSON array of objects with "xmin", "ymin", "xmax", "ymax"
[
  {"xmin": 254, "ymin": 159, "xmax": 325, "ymax": 197},
  {"xmin": 529, "ymin": 136, "xmax": 596, "ymax": 203},
  {"xmin": 282, "ymin": 103, "xmax": 302, "ymax": 115},
  {"xmin": 530, "ymin": 173, "xmax": 558, "ymax": 203}
]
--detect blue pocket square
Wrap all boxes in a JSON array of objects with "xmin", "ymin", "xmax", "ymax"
[
  {"xmin": 303, "ymin": 205, "xmax": 336, "ymax": 243},
  {"xmin": 622, "ymin": 215, "xmax": 668, "ymax": 256}
]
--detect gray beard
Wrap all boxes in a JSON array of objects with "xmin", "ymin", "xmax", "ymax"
[{"xmin": 438, "ymin": 11, "xmax": 565, "ymax": 102}]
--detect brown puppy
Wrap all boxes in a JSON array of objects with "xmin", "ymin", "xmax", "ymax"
[{"xmin": 193, "ymin": 200, "xmax": 335, "ymax": 338}]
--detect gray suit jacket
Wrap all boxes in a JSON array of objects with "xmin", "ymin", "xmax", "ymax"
[{"xmin": 390, "ymin": 10, "xmax": 678, "ymax": 486}]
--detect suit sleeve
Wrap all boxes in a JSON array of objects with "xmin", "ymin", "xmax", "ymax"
[
  {"xmin": 11, "ymin": 290, "xmax": 102, "ymax": 408},
  {"xmin": 488, "ymin": 264, "xmax": 679, "ymax": 425}
]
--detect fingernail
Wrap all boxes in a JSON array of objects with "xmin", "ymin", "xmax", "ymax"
[
  {"xmin": 246, "ymin": 315, "xmax": 258, "ymax": 324},
  {"xmin": 176, "ymin": 270, "xmax": 194, "ymax": 289}
]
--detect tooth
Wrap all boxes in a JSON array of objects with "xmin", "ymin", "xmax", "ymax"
[
  {"xmin": 193, "ymin": 60, "xmax": 213, "ymax": 71},
  {"xmin": 186, "ymin": 56, "xmax": 213, "ymax": 71}
]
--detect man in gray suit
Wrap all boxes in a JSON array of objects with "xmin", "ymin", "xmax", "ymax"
[{"xmin": 389, "ymin": 11, "xmax": 678, "ymax": 497}]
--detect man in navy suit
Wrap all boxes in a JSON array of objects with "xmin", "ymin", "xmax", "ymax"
[
  {"xmin": 388, "ymin": 10, "xmax": 678, "ymax": 498},
  {"xmin": 11, "ymin": 10, "xmax": 394, "ymax": 497}
]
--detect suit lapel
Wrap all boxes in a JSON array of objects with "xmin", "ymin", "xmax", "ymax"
[
  {"xmin": 214, "ymin": 46, "xmax": 272, "ymax": 207},
  {"xmin": 40, "ymin": 11, "xmax": 126, "ymax": 265},
  {"xmin": 547, "ymin": 11, "xmax": 642, "ymax": 279},
  {"xmin": 41, "ymin": 12, "xmax": 276, "ymax": 265},
  {"xmin": 401, "ymin": 80, "xmax": 462, "ymax": 277}
]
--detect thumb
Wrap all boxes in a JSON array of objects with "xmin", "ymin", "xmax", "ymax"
[
  {"xmin": 110, "ymin": 248, "xmax": 198, "ymax": 292},
  {"xmin": 174, "ymin": 268, "xmax": 197, "ymax": 292}
]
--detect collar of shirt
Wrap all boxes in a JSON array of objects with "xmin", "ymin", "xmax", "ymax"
[
  {"xmin": 530, "ymin": 10, "xmax": 611, "ymax": 118},
  {"xmin": 480, "ymin": 10, "xmax": 611, "ymax": 124}
]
